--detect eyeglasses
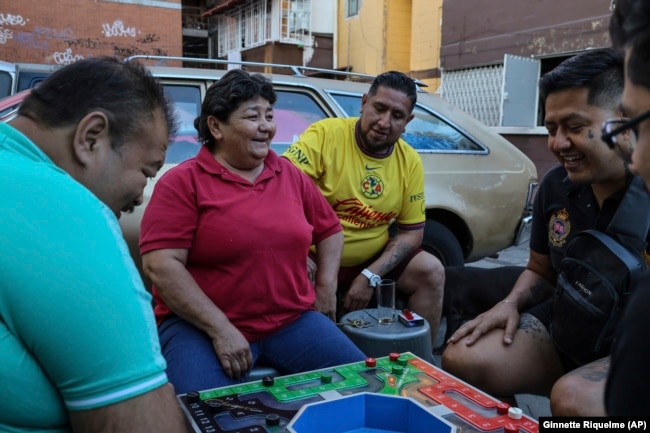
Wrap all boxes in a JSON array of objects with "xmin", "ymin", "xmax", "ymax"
[{"xmin": 601, "ymin": 109, "xmax": 650, "ymax": 163}]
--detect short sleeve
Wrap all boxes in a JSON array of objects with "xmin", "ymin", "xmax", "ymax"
[
  {"xmin": 397, "ymin": 144, "xmax": 426, "ymax": 229},
  {"xmin": 140, "ymin": 164, "xmax": 199, "ymax": 254}
]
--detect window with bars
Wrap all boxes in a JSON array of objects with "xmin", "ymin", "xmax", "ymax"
[
  {"xmin": 217, "ymin": 0, "xmax": 270, "ymax": 56},
  {"xmin": 216, "ymin": 0, "xmax": 310, "ymax": 57},
  {"xmin": 281, "ymin": 0, "xmax": 310, "ymax": 41}
]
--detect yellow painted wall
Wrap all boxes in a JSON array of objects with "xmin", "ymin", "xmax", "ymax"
[
  {"xmin": 411, "ymin": 0, "xmax": 442, "ymax": 90},
  {"xmin": 337, "ymin": 0, "xmax": 384, "ymax": 74},
  {"xmin": 336, "ymin": 0, "xmax": 442, "ymax": 89},
  {"xmin": 385, "ymin": 0, "xmax": 412, "ymax": 72}
]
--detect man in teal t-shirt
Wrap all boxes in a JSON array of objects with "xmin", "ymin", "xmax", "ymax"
[{"xmin": 0, "ymin": 58, "xmax": 187, "ymax": 432}]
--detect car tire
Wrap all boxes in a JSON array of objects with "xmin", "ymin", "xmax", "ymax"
[{"xmin": 422, "ymin": 220, "xmax": 464, "ymax": 266}]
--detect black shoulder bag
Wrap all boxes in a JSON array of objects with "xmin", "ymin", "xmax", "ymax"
[{"xmin": 550, "ymin": 175, "xmax": 650, "ymax": 365}]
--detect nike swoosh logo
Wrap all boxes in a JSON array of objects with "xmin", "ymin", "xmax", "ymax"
[{"xmin": 365, "ymin": 164, "xmax": 381, "ymax": 171}]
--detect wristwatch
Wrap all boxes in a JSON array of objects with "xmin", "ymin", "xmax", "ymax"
[{"xmin": 361, "ymin": 268, "xmax": 381, "ymax": 288}]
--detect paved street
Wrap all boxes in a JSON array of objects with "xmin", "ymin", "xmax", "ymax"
[{"xmin": 468, "ymin": 241, "xmax": 530, "ymax": 269}]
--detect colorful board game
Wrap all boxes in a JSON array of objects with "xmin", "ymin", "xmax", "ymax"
[{"xmin": 178, "ymin": 352, "xmax": 539, "ymax": 433}]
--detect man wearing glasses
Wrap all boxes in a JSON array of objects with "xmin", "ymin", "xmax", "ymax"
[
  {"xmin": 605, "ymin": 0, "xmax": 650, "ymax": 415},
  {"xmin": 442, "ymin": 47, "xmax": 648, "ymax": 416}
]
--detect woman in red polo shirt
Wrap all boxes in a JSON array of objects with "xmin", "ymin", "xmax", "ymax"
[{"xmin": 139, "ymin": 69, "xmax": 365, "ymax": 394}]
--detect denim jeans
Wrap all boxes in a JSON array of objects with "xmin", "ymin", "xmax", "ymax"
[{"xmin": 158, "ymin": 310, "xmax": 366, "ymax": 394}]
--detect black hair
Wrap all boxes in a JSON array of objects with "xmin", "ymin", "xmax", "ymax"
[
  {"xmin": 19, "ymin": 56, "xmax": 178, "ymax": 153},
  {"xmin": 538, "ymin": 48, "xmax": 624, "ymax": 112},
  {"xmin": 610, "ymin": 0, "xmax": 650, "ymax": 90},
  {"xmin": 368, "ymin": 71, "xmax": 417, "ymax": 113},
  {"xmin": 195, "ymin": 69, "xmax": 276, "ymax": 152}
]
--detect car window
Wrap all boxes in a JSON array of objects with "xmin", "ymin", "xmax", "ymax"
[
  {"xmin": 328, "ymin": 91, "xmax": 361, "ymax": 117},
  {"xmin": 0, "ymin": 71, "xmax": 12, "ymax": 99},
  {"xmin": 272, "ymin": 90, "xmax": 327, "ymax": 154},
  {"xmin": 330, "ymin": 92, "xmax": 484, "ymax": 152},
  {"xmin": 405, "ymin": 107, "xmax": 484, "ymax": 152},
  {"xmin": 163, "ymin": 84, "xmax": 202, "ymax": 163},
  {"xmin": 16, "ymin": 72, "xmax": 49, "ymax": 93}
]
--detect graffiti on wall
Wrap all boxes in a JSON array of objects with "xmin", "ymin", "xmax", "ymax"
[
  {"xmin": 1, "ymin": 10, "xmax": 171, "ymax": 63},
  {"xmin": 102, "ymin": 20, "xmax": 137, "ymax": 38},
  {"xmin": 0, "ymin": 13, "xmax": 27, "ymax": 44},
  {"xmin": 137, "ymin": 33, "xmax": 160, "ymax": 44},
  {"xmin": 53, "ymin": 47, "xmax": 84, "ymax": 65}
]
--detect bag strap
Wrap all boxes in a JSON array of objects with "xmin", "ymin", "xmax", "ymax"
[
  {"xmin": 607, "ymin": 175, "xmax": 650, "ymax": 251},
  {"xmin": 582, "ymin": 230, "xmax": 645, "ymax": 271}
]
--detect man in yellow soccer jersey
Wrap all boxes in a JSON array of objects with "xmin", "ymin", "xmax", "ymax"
[{"xmin": 283, "ymin": 71, "xmax": 445, "ymax": 347}]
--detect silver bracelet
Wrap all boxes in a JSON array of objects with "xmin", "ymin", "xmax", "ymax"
[{"xmin": 500, "ymin": 300, "xmax": 517, "ymax": 307}]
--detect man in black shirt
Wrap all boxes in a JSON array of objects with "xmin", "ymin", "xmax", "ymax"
[{"xmin": 442, "ymin": 48, "xmax": 641, "ymax": 416}]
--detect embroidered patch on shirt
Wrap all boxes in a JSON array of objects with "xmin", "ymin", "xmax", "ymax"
[
  {"xmin": 549, "ymin": 208, "xmax": 571, "ymax": 247},
  {"xmin": 361, "ymin": 174, "xmax": 384, "ymax": 199}
]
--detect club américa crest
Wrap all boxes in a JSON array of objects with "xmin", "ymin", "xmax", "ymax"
[
  {"xmin": 549, "ymin": 208, "xmax": 571, "ymax": 247},
  {"xmin": 361, "ymin": 174, "xmax": 384, "ymax": 199}
]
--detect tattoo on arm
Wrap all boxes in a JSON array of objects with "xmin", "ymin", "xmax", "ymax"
[
  {"xmin": 529, "ymin": 277, "xmax": 555, "ymax": 305},
  {"xmin": 378, "ymin": 240, "xmax": 412, "ymax": 275}
]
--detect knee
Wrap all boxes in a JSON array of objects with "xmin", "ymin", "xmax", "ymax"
[
  {"xmin": 440, "ymin": 344, "xmax": 463, "ymax": 375},
  {"xmin": 443, "ymin": 342, "xmax": 514, "ymax": 394},
  {"xmin": 441, "ymin": 343, "xmax": 483, "ymax": 382},
  {"xmin": 418, "ymin": 253, "xmax": 446, "ymax": 291},
  {"xmin": 549, "ymin": 376, "xmax": 586, "ymax": 416}
]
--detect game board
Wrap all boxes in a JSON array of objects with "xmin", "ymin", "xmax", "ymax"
[{"xmin": 178, "ymin": 352, "xmax": 539, "ymax": 433}]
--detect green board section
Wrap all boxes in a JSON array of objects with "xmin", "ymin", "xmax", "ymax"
[{"xmin": 198, "ymin": 354, "xmax": 422, "ymax": 402}]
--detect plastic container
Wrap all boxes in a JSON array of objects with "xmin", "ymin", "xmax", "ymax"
[{"xmin": 286, "ymin": 392, "xmax": 455, "ymax": 433}]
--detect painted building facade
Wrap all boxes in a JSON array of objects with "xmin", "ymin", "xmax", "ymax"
[
  {"xmin": 336, "ymin": 0, "xmax": 443, "ymax": 89},
  {"xmin": 201, "ymin": 0, "xmax": 335, "ymax": 73}
]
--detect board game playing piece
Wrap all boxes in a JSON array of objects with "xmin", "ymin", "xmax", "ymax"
[
  {"xmin": 496, "ymin": 402, "xmax": 510, "ymax": 414},
  {"xmin": 262, "ymin": 375, "xmax": 275, "ymax": 387},
  {"xmin": 508, "ymin": 407, "xmax": 523, "ymax": 419},
  {"xmin": 266, "ymin": 413, "xmax": 280, "ymax": 426},
  {"xmin": 320, "ymin": 373, "xmax": 332, "ymax": 384}
]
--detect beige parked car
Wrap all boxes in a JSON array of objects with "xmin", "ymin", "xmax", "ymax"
[{"xmin": 0, "ymin": 57, "xmax": 537, "ymax": 286}]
